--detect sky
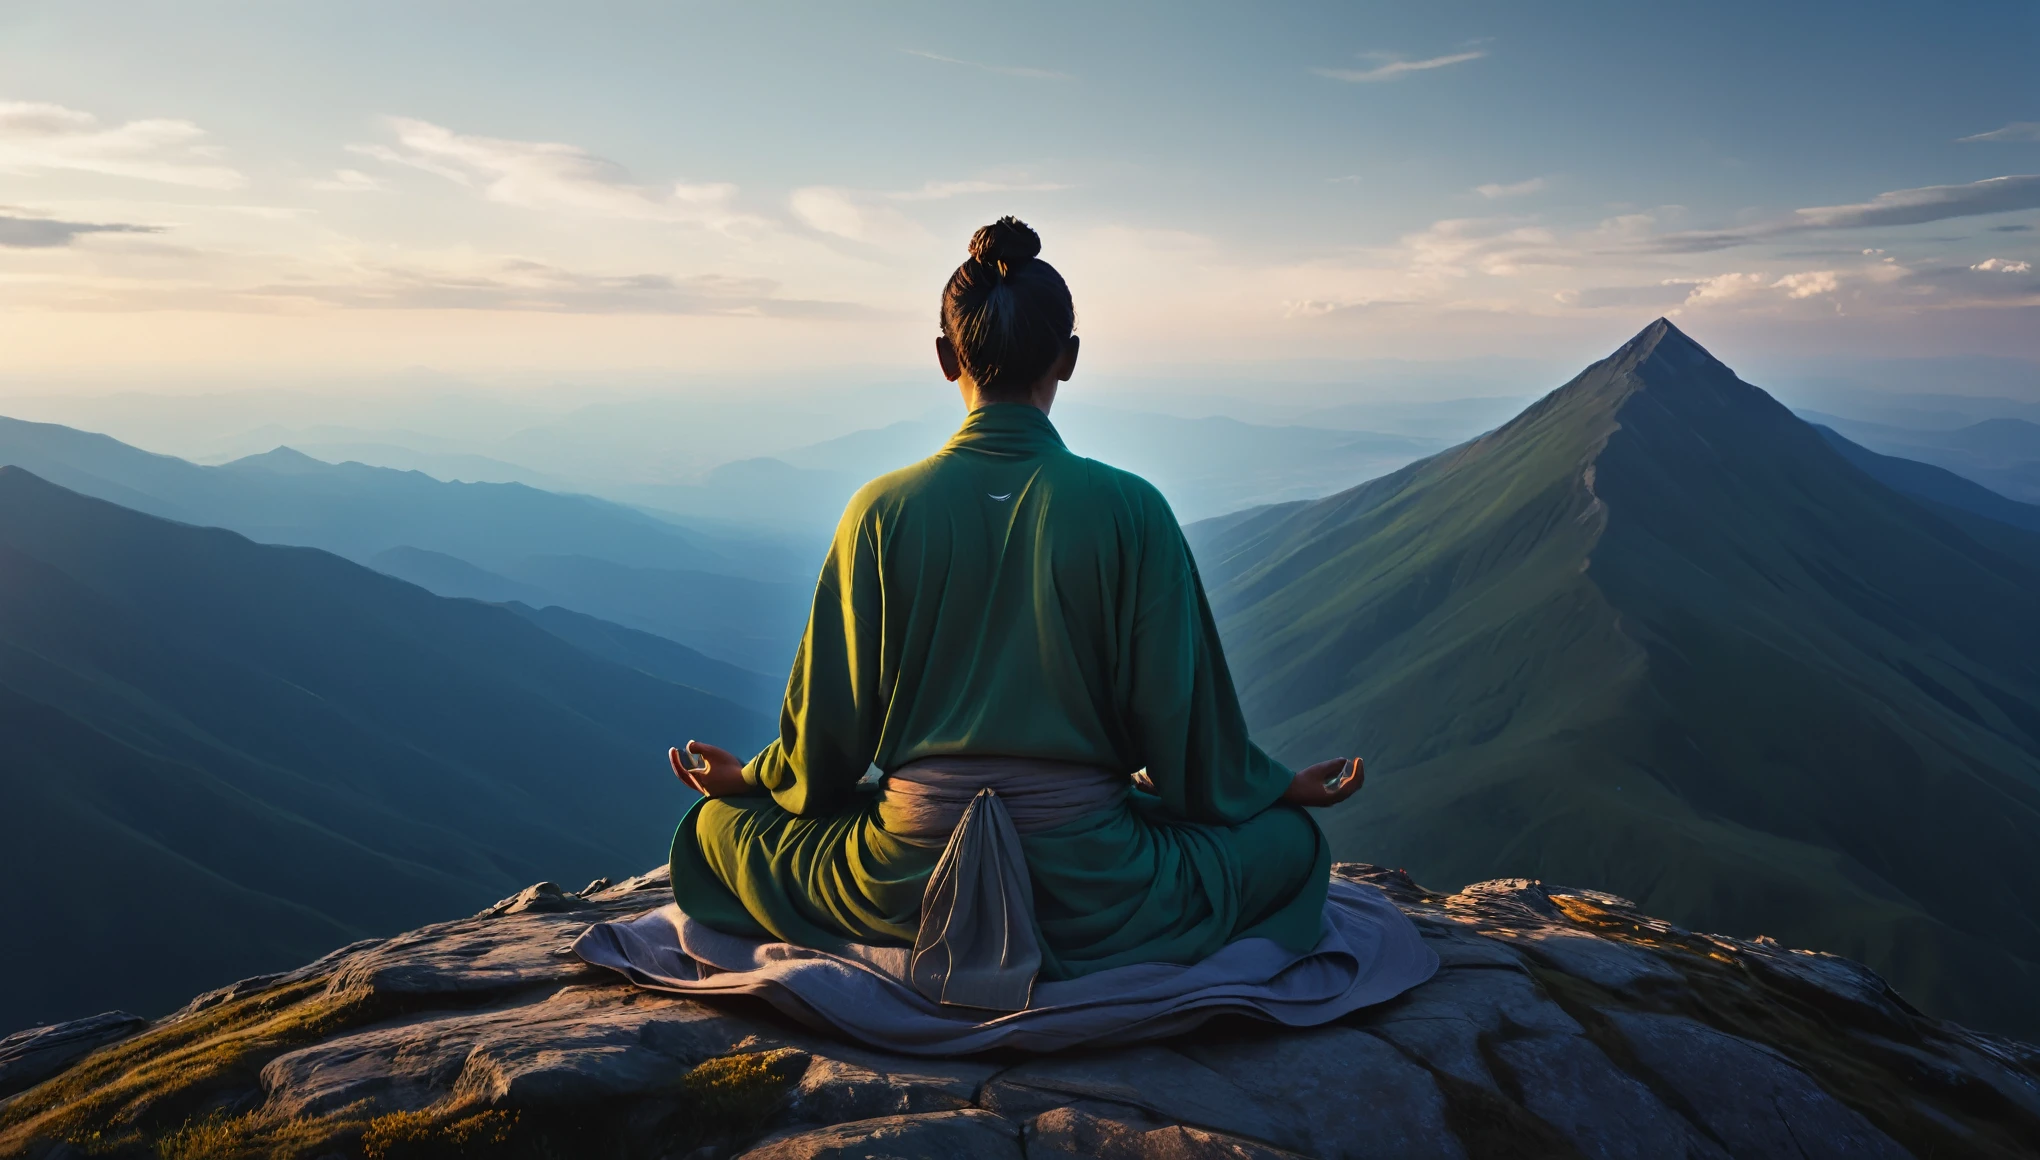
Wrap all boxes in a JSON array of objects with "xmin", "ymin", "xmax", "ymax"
[{"xmin": 1, "ymin": 0, "xmax": 2037, "ymax": 395}]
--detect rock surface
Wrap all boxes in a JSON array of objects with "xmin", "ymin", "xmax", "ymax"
[
  {"xmin": 0, "ymin": 1013, "xmax": 146, "ymax": 1104},
  {"xmin": 2, "ymin": 865, "xmax": 2037, "ymax": 1159}
]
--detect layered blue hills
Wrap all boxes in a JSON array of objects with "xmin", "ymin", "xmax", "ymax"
[{"xmin": 0, "ymin": 467, "xmax": 774, "ymax": 1031}]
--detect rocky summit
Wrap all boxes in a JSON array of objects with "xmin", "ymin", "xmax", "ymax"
[{"xmin": 2, "ymin": 866, "xmax": 2037, "ymax": 1160}]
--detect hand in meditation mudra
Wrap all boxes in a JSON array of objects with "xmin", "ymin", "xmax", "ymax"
[{"xmin": 664, "ymin": 217, "xmax": 1365, "ymax": 1012}]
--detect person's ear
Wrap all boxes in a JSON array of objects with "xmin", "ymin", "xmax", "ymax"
[
  {"xmin": 935, "ymin": 335, "xmax": 963, "ymax": 383},
  {"xmin": 1057, "ymin": 335, "xmax": 1080, "ymax": 382}
]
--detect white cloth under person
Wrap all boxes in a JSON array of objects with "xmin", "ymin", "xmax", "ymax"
[
  {"xmin": 573, "ymin": 757, "xmax": 1439, "ymax": 1054},
  {"xmin": 573, "ymin": 876, "xmax": 1436, "ymax": 1055}
]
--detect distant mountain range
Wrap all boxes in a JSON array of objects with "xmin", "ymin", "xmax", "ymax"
[
  {"xmin": 371, "ymin": 546, "xmax": 810, "ymax": 681},
  {"xmin": 1806, "ymin": 411, "xmax": 2040, "ymax": 505},
  {"xmin": 1190, "ymin": 320, "xmax": 2040, "ymax": 1037},
  {"xmin": 0, "ymin": 416, "xmax": 810, "ymax": 673},
  {"xmin": 0, "ymin": 467, "xmax": 774, "ymax": 1032},
  {"xmin": 737, "ymin": 404, "xmax": 1449, "ymax": 527}
]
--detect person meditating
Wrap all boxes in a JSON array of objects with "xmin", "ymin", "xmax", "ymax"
[{"xmin": 662, "ymin": 216, "xmax": 1370, "ymax": 1014}]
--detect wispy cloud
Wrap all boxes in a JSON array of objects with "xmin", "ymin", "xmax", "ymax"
[
  {"xmin": 1650, "ymin": 174, "xmax": 2040, "ymax": 251},
  {"xmin": 308, "ymin": 168, "xmax": 386, "ymax": 193},
  {"xmin": 0, "ymin": 101, "xmax": 244, "ymax": 189},
  {"xmin": 1476, "ymin": 177, "xmax": 1546, "ymax": 199},
  {"xmin": 243, "ymin": 258, "xmax": 874, "ymax": 316},
  {"xmin": 1793, "ymin": 176, "xmax": 2040, "ymax": 228},
  {"xmin": 789, "ymin": 175, "xmax": 1069, "ymax": 244},
  {"xmin": 1313, "ymin": 50, "xmax": 1486, "ymax": 84},
  {"xmin": 789, "ymin": 186, "xmax": 927, "ymax": 246},
  {"xmin": 1973, "ymin": 258, "xmax": 2033, "ymax": 273},
  {"xmin": 1960, "ymin": 122, "xmax": 2040, "ymax": 143},
  {"xmin": 351, "ymin": 118, "xmax": 754, "ymax": 229},
  {"xmin": 0, "ymin": 210, "xmax": 161, "ymax": 248},
  {"xmin": 901, "ymin": 49, "xmax": 1072, "ymax": 81}
]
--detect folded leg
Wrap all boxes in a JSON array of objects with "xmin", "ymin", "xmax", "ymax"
[
  {"xmin": 671, "ymin": 792, "xmax": 937, "ymax": 950},
  {"xmin": 670, "ymin": 790, "xmax": 1329, "ymax": 980}
]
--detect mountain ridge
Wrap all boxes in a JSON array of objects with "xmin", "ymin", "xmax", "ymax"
[{"xmin": 1192, "ymin": 319, "xmax": 2040, "ymax": 1036}]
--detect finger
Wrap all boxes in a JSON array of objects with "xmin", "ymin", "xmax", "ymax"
[
  {"xmin": 1330, "ymin": 759, "xmax": 1365, "ymax": 802},
  {"xmin": 1301, "ymin": 758, "xmax": 1345, "ymax": 784},
  {"xmin": 691, "ymin": 740, "xmax": 740, "ymax": 766},
  {"xmin": 669, "ymin": 747, "xmax": 707, "ymax": 794}
]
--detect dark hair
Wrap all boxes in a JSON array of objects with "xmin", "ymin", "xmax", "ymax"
[{"xmin": 940, "ymin": 216, "xmax": 1075, "ymax": 399}]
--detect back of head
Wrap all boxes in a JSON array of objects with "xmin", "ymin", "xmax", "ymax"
[{"xmin": 940, "ymin": 216, "xmax": 1075, "ymax": 400}]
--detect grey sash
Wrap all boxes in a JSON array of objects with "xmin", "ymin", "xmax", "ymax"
[{"xmin": 880, "ymin": 757, "xmax": 1127, "ymax": 1011}]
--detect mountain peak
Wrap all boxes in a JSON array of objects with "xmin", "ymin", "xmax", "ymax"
[
  {"xmin": 1614, "ymin": 317, "xmax": 1718, "ymax": 373},
  {"xmin": 221, "ymin": 446, "xmax": 331, "ymax": 475}
]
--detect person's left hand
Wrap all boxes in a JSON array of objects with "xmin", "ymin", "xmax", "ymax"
[
  {"xmin": 1282, "ymin": 757, "xmax": 1364, "ymax": 807},
  {"xmin": 670, "ymin": 741, "xmax": 748, "ymax": 798}
]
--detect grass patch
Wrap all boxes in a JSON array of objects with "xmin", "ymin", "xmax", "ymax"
[
  {"xmin": 681, "ymin": 1048, "xmax": 808, "ymax": 1138},
  {"xmin": 362, "ymin": 1110, "xmax": 518, "ymax": 1159},
  {"xmin": 0, "ymin": 979, "xmax": 472, "ymax": 1157},
  {"xmin": 154, "ymin": 1110, "xmax": 338, "ymax": 1160},
  {"xmin": 0, "ymin": 985, "xmax": 812, "ymax": 1160}
]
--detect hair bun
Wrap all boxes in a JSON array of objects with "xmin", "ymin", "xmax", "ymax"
[{"xmin": 968, "ymin": 216, "xmax": 1042, "ymax": 275}]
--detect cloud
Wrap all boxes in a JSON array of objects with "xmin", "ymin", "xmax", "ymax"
[
  {"xmin": 1990, "ymin": 224, "xmax": 2033, "ymax": 232},
  {"xmin": 241, "ymin": 257, "xmax": 880, "ymax": 317},
  {"xmin": 900, "ymin": 49, "xmax": 1072, "ymax": 80},
  {"xmin": 1552, "ymin": 283, "xmax": 1692, "ymax": 310},
  {"xmin": 1400, "ymin": 216, "xmax": 1584, "ymax": 277},
  {"xmin": 1475, "ymin": 178, "xmax": 1546, "ymax": 199},
  {"xmin": 787, "ymin": 174, "xmax": 1068, "ymax": 247},
  {"xmin": 1682, "ymin": 272, "xmax": 1772, "ymax": 304},
  {"xmin": 1973, "ymin": 258, "xmax": 2033, "ymax": 273},
  {"xmin": 309, "ymin": 168, "xmax": 386, "ymax": 193},
  {"xmin": 1792, "ymin": 176, "xmax": 2040, "ymax": 228},
  {"xmin": 0, "ymin": 211, "xmax": 160, "ymax": 248},
  {"xmin": 1650, "ymin": 175, "xmax": 2040, "ymax": 251},
  {"xmin": 1313, "ymin": 51, "xmax": 1486, "ymax": 83},
  {"xmin": 1772, "ymin": 270, "xmax": 1840, "ymax": 298},
  {"xmin": 0, "ymin": 101, "xmax": 244, "ymax": 189},
  {"xmin": 1960, "ymin": 123, "xmax": 2040, "ymax": 143},
  {"xmin": 353, "ymin": 118, "xmax": 752, "ymax": 228},
  {"xmin": 789, "ymin": 186, "xmax": 928, "ymax": 245}
]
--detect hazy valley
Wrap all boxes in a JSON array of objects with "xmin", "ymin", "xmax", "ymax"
[{"xmin": 6, "ymin": 325, "xmax": 2040, "ymax": 1045}]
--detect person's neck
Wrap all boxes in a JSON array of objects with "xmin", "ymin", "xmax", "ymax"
[{"xmin": 960, "ymin": 379, "xmax": 1058, "ymax": 416}]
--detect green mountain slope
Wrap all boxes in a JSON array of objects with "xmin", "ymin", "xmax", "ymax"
[
  {"xmin": 0, "ymin": 468, "xmax": 773, "ymax": 1032},
  {"xmin": 1191, "ymin": 320, "xmax": 2040, "ymax": 1036}
]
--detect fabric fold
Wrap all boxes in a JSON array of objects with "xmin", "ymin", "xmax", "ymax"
[
  {"xmin": 573, "ymin": 876, "xmax": 1440, "ymax": 1056},
  {"xmin": 909, "ymin": 787, "xmax": 1040, "ymax": 1011}
]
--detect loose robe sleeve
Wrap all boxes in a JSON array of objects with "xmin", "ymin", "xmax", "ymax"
[
  {"xmin": 741, "ymin": 503, "xmax": 886, "ymax": 816},
  {"xmin": 1125, "ymin": 489, "xmax": 1296, "ymax": 824}
]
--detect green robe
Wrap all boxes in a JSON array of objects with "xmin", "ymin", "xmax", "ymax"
[{"xmin": 669, "ymin": 403, "xmax": 1330, "ymax": 978}]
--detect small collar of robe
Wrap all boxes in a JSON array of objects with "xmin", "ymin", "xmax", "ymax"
[{"xmin": 942, "ymin": 404, "xmax": 1067, "ymax": 460}]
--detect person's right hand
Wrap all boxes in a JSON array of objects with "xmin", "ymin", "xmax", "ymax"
[
  {"xmin": 670, "ymin": 741, "xmax": 749, "ymax": 798},
  {"xmin": 1283, "ymin": 757, "xmax": 1364, "ymax": 807}
]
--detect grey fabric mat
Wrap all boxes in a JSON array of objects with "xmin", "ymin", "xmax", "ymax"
[{"xmin": 572, "ymin": 877, "xmax": 1439, "ymax": 1055}]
